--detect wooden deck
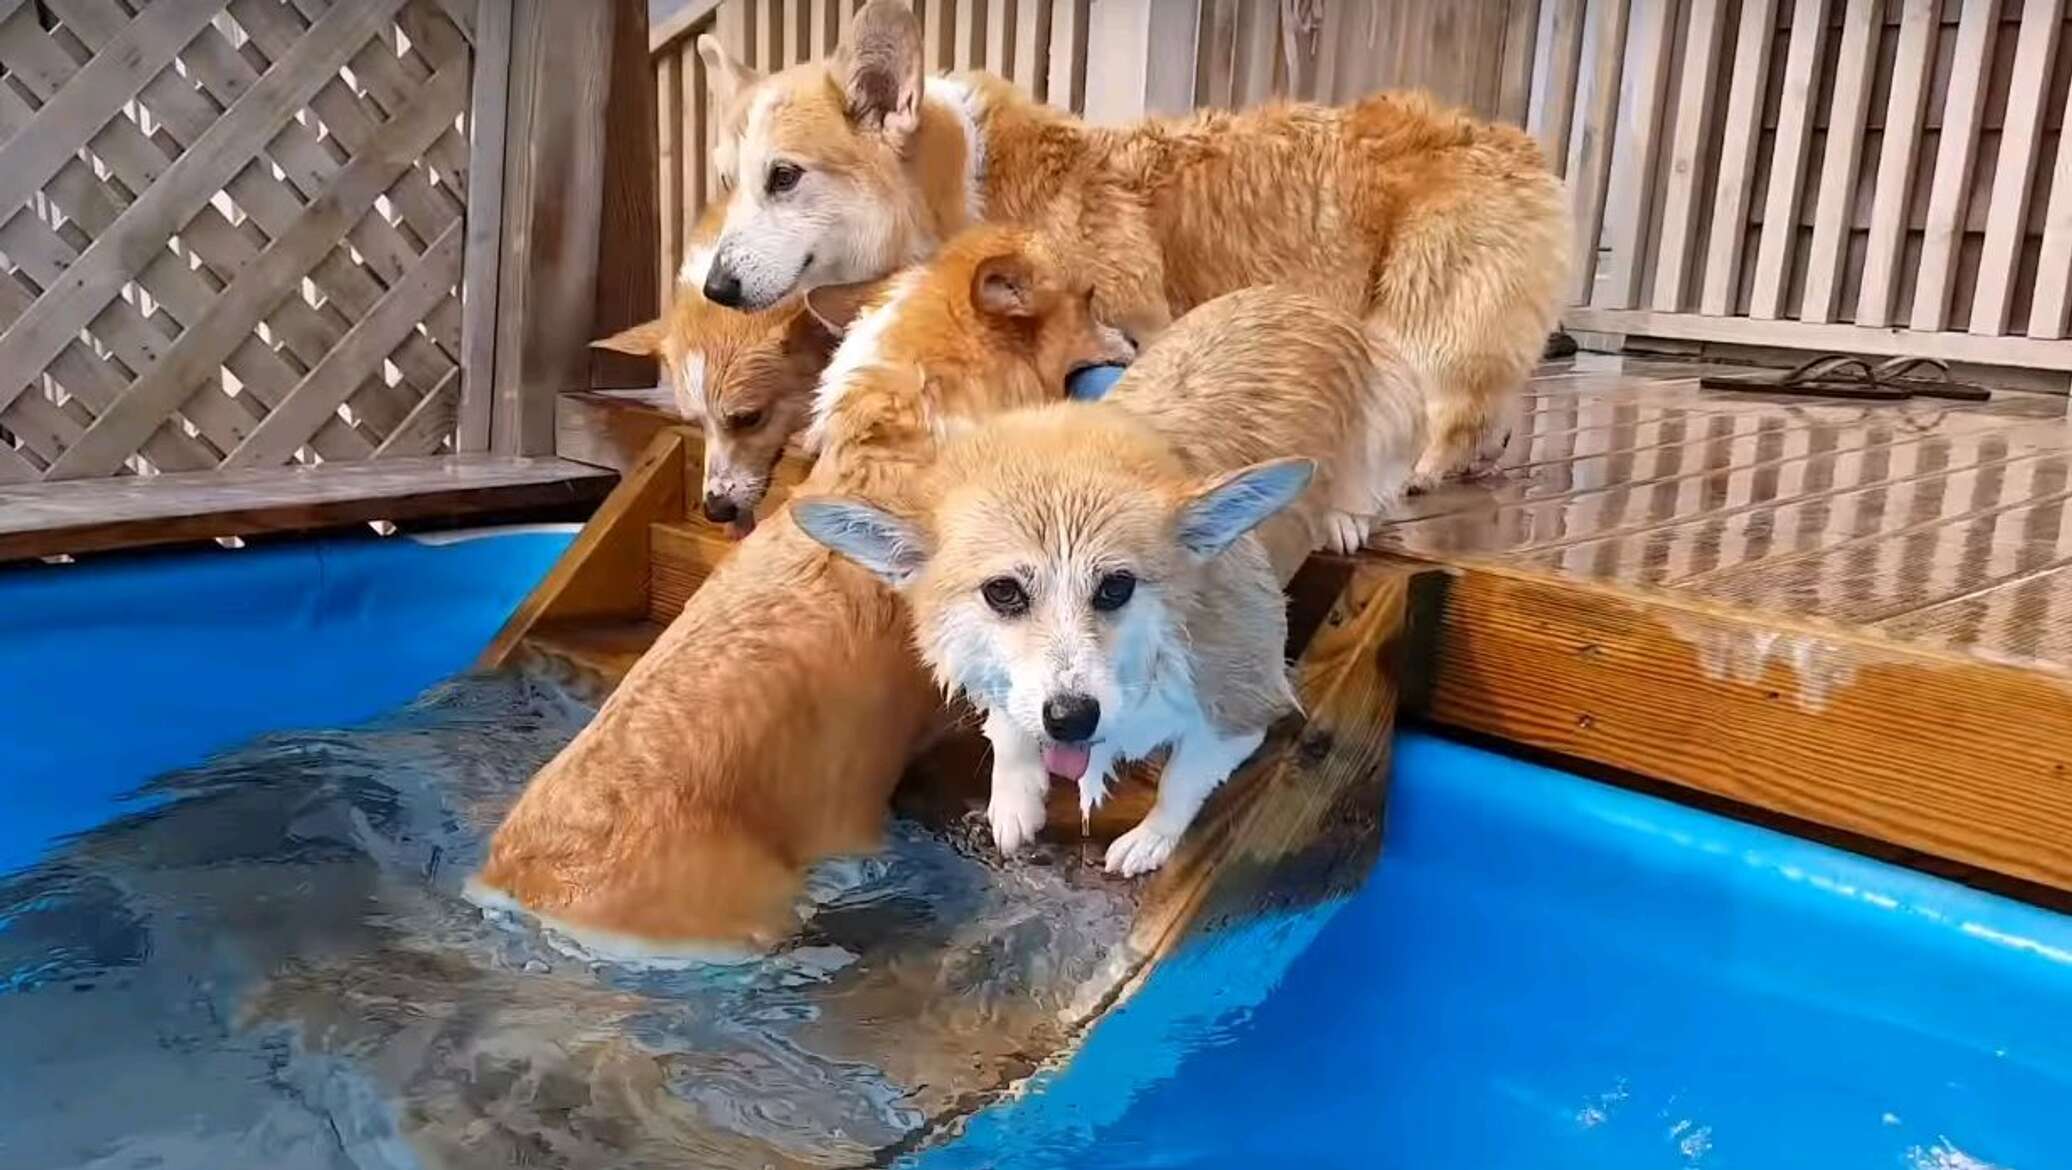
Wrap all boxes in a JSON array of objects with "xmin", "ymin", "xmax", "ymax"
[
  {"xmin": 504, "ymin": 361, "xmax": 2072, "ymax": 905},
  {"xmin": 1382, "ymin": 357, "xmax": 2072, "ymax": 899},
  {"xmin": 0, "ymin": 455, "xmax": 614, "ymax": 562}
]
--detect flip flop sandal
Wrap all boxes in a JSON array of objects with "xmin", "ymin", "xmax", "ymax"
[
  {"xmin": 1701, "ymin": 354, "xmax": 1908, "ymax": 401},
  {"xmin": 1869, "ymin": 356, "xmax": 1991, "ymax": 402}
]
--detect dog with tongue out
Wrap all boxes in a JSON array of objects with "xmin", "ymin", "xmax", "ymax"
[{"xmin": 795, "ymin": 401, "xmax": 1315, "ymax": 877}]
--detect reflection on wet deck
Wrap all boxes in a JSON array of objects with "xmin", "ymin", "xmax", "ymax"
[{"xmin": 1383, "ymin": 359, "xmax": 2072, "ymax": 671}]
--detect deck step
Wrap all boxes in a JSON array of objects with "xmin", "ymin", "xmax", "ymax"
[
  {"xmin": 520, "ymin": 617, "xmax": 669, "ymax": 689},
  {"xmin": 650, "ymin": 519, "xmax": 740, "ymax": 623}
]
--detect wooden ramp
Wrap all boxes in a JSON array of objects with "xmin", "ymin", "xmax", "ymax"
[{"xmin": 477, "ymin": 419, "xmax": 1441, "ymax": 1152}]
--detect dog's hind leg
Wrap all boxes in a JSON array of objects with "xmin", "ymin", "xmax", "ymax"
[{"xmin": 1107, "ymin": 727, "xmax": 1265, "ymax": 877}]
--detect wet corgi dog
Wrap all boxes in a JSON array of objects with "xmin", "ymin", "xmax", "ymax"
[
  {"xmin": 470, "ymin": 224, "xmax": 1134, "ymax": 952},
  {"xmin": 593, "ymin": 205, "xmax": 882, "ymax": 537},
  {"xmin": 795, "ymin": 287, "xmax": 1424, "ymax": 875},
  {"xmin": 694, "ymin": 0, "xmax": 1566, "ymax": 485}
]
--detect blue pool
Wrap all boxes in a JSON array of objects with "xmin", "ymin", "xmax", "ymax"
[{"xmin": 2, "ymin": 531, "xmax": 2068, "ymax": 1169}]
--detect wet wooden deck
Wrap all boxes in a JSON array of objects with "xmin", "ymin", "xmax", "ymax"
[{"xmin": 1381, "ymin": 357, "xmax": 2072, "ymax": 900}]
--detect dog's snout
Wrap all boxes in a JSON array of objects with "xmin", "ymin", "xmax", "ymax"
[
  {"xmin": 702, "ymin": 493, "xmax": 739, "ymax": 523},
  {"xmin": 1041, "ymin": 694, "xmax": 1101, "ymax": 743},
  {"xmin": 703, "ymin": 261, "xmax": 744, "ymax": 308}
]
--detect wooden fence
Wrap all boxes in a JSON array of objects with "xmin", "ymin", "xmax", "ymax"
[{"xmin": 1548, "ymin": 0, "xmax": 2072, "ymax": 376}]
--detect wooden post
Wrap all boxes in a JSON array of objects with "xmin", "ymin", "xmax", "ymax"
[
  {"xmin": 1079, "ymin": 0, "xmax": 1196, "ymax": 123},
  {"xmin": 489, "ymin": 0, "xmax": 617, "ymax": 456},
  {"xmin": 591, "ymin": 0, "xmax": 662, "ymax": 390}
]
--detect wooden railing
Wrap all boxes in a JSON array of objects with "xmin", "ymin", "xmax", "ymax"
[{"xmin": 1548, "ymin": 0, "xmax": 2072, "ymax": 378}]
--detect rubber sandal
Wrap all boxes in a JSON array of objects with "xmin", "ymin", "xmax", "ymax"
[
  {"xmin": 1700, "ymin": 354, "xmax": 1908, "ymax": 400},
  {"xmin": 1869, "ymin": 356, "xmax": 1991, "ymax": 402}
]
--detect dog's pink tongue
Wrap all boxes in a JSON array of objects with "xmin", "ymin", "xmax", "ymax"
[
  {"xmin": 1042, "ymin": 742, "xmax": 1092, "ymax": 780},
  {"xmin": 725, "ymin": 514, "xmax": 756, "ymax": 540}
]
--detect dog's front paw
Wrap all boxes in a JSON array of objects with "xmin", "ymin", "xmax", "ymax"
[
  {"xmin": 988, "ymin": 789, "xmax": 1047, "ymax": 857},
  {"xmin": 1322, "ymin": 511, "xmax": 1372, "ymax": 555},
  {"xmin": 1105, "ymin": 822, "xmax": 1182, "ymax": 877}
]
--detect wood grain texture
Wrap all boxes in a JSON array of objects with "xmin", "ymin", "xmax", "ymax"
[
  {"xmin": 1745, "ymin": 0, "xmax": 1828, "ymax": 321},
  {"xmin": 1854, "ymin": 0, "xmax": 1938, "ymax": 330},
  {"xmin": 478, "ymin": 426, "xmax": 688, "ymax": 669},
  {"xmin": 461, "ymin": 0, "xmax": 517, "ymax": 452},
  {"xmin": 1697, "ymin": 0, "xmax": 1778, "ymax": 317},
  {"xmin": 1909, "ymin": 0, "xmax": 1998, "ymax": 333},
  {"xmin": 1796, "ymin": 0, "xmax": 1881, "ymax": 325},
  {"xmin": 0, "ymin": 454, "xmax": 609, "ymax": 563},
  {"xmin": 590, "ymin": 0, "xmax": 662, "ymax": 389},
  {"xmin": 1409, "ymin": 560, "xmax": 2072, "ymax": 895}
]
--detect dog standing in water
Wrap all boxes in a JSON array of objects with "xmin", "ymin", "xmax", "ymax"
[
  {"xmin": 797, "ymin": 288, "xmax": 1424, "ymax": 874},
  {"xmin": 471, "ymin": 226, "xmax": 1133, "ymax": 952},
  {"xmin": 695, "ymin": 0, "xmax": 1565, "ymax": 485}
]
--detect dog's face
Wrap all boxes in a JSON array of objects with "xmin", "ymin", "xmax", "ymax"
[
  {"xmin": 794, "ymin": 415, "xmax": 1313, "ymax": 753},
  {"xmin": 593, "ymin": 282, "xmax": 880, "ymax": 534},
  {"xmin": 693, "ymin": 2, "xmax": 929, "ymax": 310}
]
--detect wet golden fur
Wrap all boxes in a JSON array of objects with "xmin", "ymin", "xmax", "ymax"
[
  {"xmin": 700, "ymin": 1, "xmax": 1568, "ymax": 484},
  {"xmin": 471, "ymin": 225, "xmax": 1133, "ymax": 950}
]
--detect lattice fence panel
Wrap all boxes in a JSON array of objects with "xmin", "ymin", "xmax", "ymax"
[{"xmin": 0, "ymin": 0, "xmax": 481, "ymax": 483}]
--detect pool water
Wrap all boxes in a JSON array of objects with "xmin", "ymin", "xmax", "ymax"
[{"xmin": 3, "ymin": 531, "xmax": 2070, "ymax": 1169}]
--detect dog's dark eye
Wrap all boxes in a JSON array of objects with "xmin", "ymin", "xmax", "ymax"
[
  {"xmin": 1092, "ymin": 571, "xmax": 1136, "ymax": 612},
  {"xmin": 981, "ymin": 576, "xmax": 1028, "ymax": 616},
  {"xmin": 725, "ymin": 408, "xmax": 765, "ymax": 432},
  {"xmin": 766, "ymin": 162, "xmax": 803, "ymax": 196}
]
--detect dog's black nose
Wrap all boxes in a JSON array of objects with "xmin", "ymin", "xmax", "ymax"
[
  {"xmin": 702, "ymin": 493, "xmax": 738, "ymax": 523},
  {"xmin": 703, "ymin": 263, "xmax": 744, "ymax": 308},
  {"xmin": 1041, "ymin": 694, "xmax": 1101, "ymax": 743}
]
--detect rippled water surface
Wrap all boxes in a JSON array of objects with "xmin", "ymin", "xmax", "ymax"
[{"xmin": 0, "ymin": 670, "xmax": 1138, "ymax": 1169}]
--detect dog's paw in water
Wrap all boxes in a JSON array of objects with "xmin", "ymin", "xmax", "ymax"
[
  {"xmin": 988, "ymin": 787, "xmax": 1047, "ymax": 856},
  {"xmin": 1322, "ymin": 510, "xmax": 1371, "ymax": 555},
  {"xmin": 1105, "ymin": 822, "xmax": 1181, "ymax": 877}
]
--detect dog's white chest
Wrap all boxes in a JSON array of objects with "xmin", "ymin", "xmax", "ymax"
[{"xmin": 1101, "ymin": 675, "xmax": 1206, "ymax": 764}]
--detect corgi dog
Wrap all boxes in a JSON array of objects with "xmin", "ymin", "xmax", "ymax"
[
  {"xmin": 593, "ymin": 206, "xmax": 882, "ymax": 537},
  {"xmin": 471, "ymin": 223, "xmax": 1134, "ymax": 952},
  {"xmin": 693, "ymin": 0, "xmax": 1566, "ymax": 486},
  {"xmin": 796, "ymin": 287, "xmax": 1424, "ymax": 875}
]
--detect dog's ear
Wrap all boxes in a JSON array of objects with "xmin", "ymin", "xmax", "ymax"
[
  {"xmin": 790, "ymin": 280, "xmax": 883, "ymax": 349},
  {"xmin": 697, "ymin": 34, "xmax": 762, "ymax": 108},
  {"xmin": 834, "ymin": 1, "xmax": 923, "ymax": 137},
  {"xmin": 591, "ymin": 319, "xmax": 667, "ymax": 356},
  {"xmin": 793, "ymin": 496, "xmax": 932, "ymax": 584},
  {"xmin": 1175, "ymin": 457, "xmax": 1316, "ymax": 558},
  {"xmin": 971, "ymin": 253, "xmax": 1038, "ymax": 319}
]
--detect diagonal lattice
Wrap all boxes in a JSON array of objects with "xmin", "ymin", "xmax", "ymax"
[{"xmin": 0, "ymin": 0, "xmax": 477, "ymax": 482}]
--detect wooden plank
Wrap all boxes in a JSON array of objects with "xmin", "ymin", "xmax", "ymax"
[
  {"xmin": 719, "ymin": 0, "xmax": 752, "ymax": 67},
  {"xmin": 225, "ymin": 224, "xmax": 465, "ymax": 467},
  {"xmin": 1526, "ymin": 0, "xmax": 1585, "ymax": 170},
  {"xmin": 987, "ymin": 0, "xmax": 1010, "ymax": 75},
  {"xmin": 656, "ymin": 49, "xmax": 684, "ymax": 306},
  {"xmin": 0, "ymin": 0, "xmax": 410, "ymax": 419},
  {"xmin": 921, "ymin": 0, "xmax": 951, "ymax": 68},
  {"xmin": 1909, "ymin": 0, "xmax": 1998, "ymax": 333},
  {"xmin": 373, "ymin": 368, "xmax": 464, "ymax": 458},
  {"xmin": 1012, "ymin": 0, "xmax": 1045, "ymax": 97},
  {"xmin": 556, "ymin": 387, "xmax": 681, "ymax": 474},
  {"xmin": 1408, "ymin": 559, "xmax": 2072, "ymax": 896},
  {"xmin": 1746, "ymin": 0, "xmax": 1828, "ymax": 320},
  {"xmin": 0, "ymin": 0, "xmax": 221, "ymax": 222},
  {"xmin": 1495, "ymin": 0, "xmax": 1540, "ymax": 126},
  {"xmin": 1698, "ymin": 0, "xmax": 1778, "ymax": 317},
  {"xmin": 1565, "ymin": 305, "xmax": 2072, "ymax": 371},
  {"xmin": 2029, "ymin": 64, "xmax": 2072, "ymax": 340},
  {"xmin": 1566, "ymin": 0, "xmax": 1631, "ymax": 305},
  {"xmin": 686, "ymin": 39, "xmax": 709, "ymax": 216},
  {"xmin": 492, "ymin": 0, "xmax": 616, "ymax": 456},
  {"xmin": 953, "ymin": 0, "xmax": 978, "ymax": 70},
  {"xmin": 1968, "ymin": 0, "xmax": 2063, "ymax": 337},
  {"xmin": 1649, "ymin": 0, "xmax": 1728, "ymax": 313},
  {"xmin": 1855, "ymin": 0, "xmax": 1937, "ymax": 329},
  {"xmin": 1797, "ymin": 0, "xmax": 1882, "ymax": 325},
  {"xmin": 1597, "ymin": 0, "xmax": 1672, "ymax": 310},
  {"xmin": 1046, "ymin": 0, "xmax": 1086, "ymax": 111},
  {"xmin": 1232, "ymin": 0, "xmax": 1278, "ymax": 107},
  {"xmin": 1127, "ymin": 562, "xmax": 1442, "ymax": 970},
  {"xmin": 592, "ymin": 0, "xmax": 661, "ymax": 389},
  {"xmin": 460, "ymin": 0, "xmax": 515, "ymax": 452},
  {"xmin": 43, "ymin": 58, "xmax": 468, "ymax": 479},
  {"xmin": 479, "ymin": 427, "xmax": 690, "ymax": 669},
  {"xmin": 0, "ymin": 455, "xmax": 612, "ymax": 563},
  {"xmin": 761, "ymin": 0, "xmax": 786, "ymax": 68}
]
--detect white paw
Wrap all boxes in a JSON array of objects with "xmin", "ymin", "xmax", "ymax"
[
  {"xmin": 1105, "ymin": 821, "xmax": 1182, "ymax": 877},
  {"xmin": 988, "ymin": 788, "xmax": 1047, "ymax": 856},
  {"xmin": 1323, "ymin": 511, "xmax": 1371, "ymax": 555}
]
